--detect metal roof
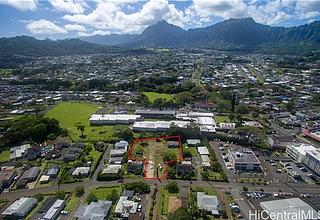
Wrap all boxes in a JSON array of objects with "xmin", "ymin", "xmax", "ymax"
[
  {"xmin": 260, "ymin": 198, "xmax": 318, "ymax": 220},
  {"xmin": 2, "ymin": 197, "xmax": 37, "ymax": 217}
]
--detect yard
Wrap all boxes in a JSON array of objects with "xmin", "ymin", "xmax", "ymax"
[
  {"xmin": 183, "ymin": 144, "xmax": 197, "ymax": 157},
  {"xmin": 89, "ymin": 185, "xmax": 122, "ymax": 201},
  {"xmin": 0, "ymin": 149, "xmax": 10, "ymax": 163},
  {"xmin": 45, "ymin": 102, "xmax": 115, "ymax": 142},
  {"xmin": 142, "ymin": 92, "xmax": 174, "ymax": 103}
]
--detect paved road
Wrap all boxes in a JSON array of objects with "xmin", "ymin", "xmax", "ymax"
[
  {"xmin": 91, "ymin": 144, "xmax": 111, "ymax": 184},
  {"xmin": 2, "ymin": 178, "xmax": 320, "ymax": 201}
]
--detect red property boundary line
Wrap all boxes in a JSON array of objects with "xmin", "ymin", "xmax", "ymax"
[{"xmin": 127, "ymin": 135, "xmax": 183, "ymax": 180}]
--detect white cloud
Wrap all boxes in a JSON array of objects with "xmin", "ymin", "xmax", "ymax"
[
  {"xmin": 78, "ymin": 29, "xmax": 111, "ymax": 37},
  {"xmin": 26, "ymin": 19, "xmax": 67, "ymax": 34},
  {"xmin": 63, "ymin": 0, "xmax": 188, "ymax": 33},
  {"xmin": 187, "ymin": 0, "xmax": 293, "ymax": 26},
  {"xmin": 64, "ymin": 24, "xmax": 86, "ymax": 32},
  {"xmin": 0, "ymin": 0, "xmax": 37, "ymax": 11},
  {"xmin": 295, "ymin": 0, "xmax": 320, "ymax": 20},
  {"xmin": 48, "ymin": 0, "xmax": 86, "ymax": 14}
]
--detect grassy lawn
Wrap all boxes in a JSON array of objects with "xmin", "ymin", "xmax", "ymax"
[
  {"xmin": 45, "ymin": 102, "xmax": 115, "ymax": 142},
  {"xmin": 65, "ymin": 192, "xmax": 80, "ymax": 212},
  {"xmin": 143, "ymin": 92, "xmax": 173, "ymax": 103},
  {"xmin": 214, "ymin": 115, "xmax": 230, "ymax": 123},
  {"xmin": 0, "ymin": 199, "xmax": 8, "ymax": 209},
  {"xmin": 89, "ymin": 185, "xmax": 122, "ymax": 201},
  {"xmin": 238, "ymin": 178, "xmax": 266, "ymax": 184},
  {"xmin": 191, "ymin": 185, "xmax": 216, "ymax": 195},
  {"xmin": 88, "ymin": 147, "xmax": 102, "ymax": 168},
  {"xmin": 0, "ymin": 149, "xmax": 10, "ymax": 163},
  {"xmin": 207, "ymin": 171, "xmax": 224, "ymax": 181},
  {"xmin": 183, "ymin": 145, "xmax": 197, "ymax": 157}
]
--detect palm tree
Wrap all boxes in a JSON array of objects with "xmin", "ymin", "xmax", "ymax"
[{"xmin": 76, "ymin": 124, "xmax": 85, "ymax": 137}]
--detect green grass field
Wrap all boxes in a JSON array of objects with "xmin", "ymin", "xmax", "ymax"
[
  {"xmin": 89, "ymin": 185, "xmax": 122, "ymax": 201},
  {"xmin": 0, "ymin": 150, "xmax": 10, "ymax": 163},
  {"xmin": 45, "ymin": 102, "xmax": 115, "ymax": 142},
  {"xmin": 65, "ymin": 192, "xmax": 80, "ymax": 211},
  {"xmin": 143, "ymin": 92, "xmax": 173, "ymax": 103},
  {"xmin": 214, "ymin": 115, "xmax": 230, "ymax": 123}
]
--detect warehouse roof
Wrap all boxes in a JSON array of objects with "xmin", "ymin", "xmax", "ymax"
[
  {"xmin": 90, "ymin": 114, "xmax": 141, "ymax": 121},
  {"xmin": 2, "ymin": 197, "xmax": 37, "ymax": 217},
  {"xmin": 134, "ymin": 109, "xmax": 175, "ymax": 115},
  {"xmin": 260, "ymin": 198, "xmax": 318, "ymax": 220}
]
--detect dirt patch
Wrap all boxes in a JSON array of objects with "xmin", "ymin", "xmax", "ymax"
[{"xmin": 168, "ymin": 196, "xmax": 182, "ymax": 213}]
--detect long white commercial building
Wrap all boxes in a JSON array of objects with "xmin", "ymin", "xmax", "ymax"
[
  {"xmin": 132, "ymin": 120, "xmax": 190, "ymax": 132},
  {"xmin": 90, "ymin": 114, "xmax": 141, "ymax": 125},
  {"xmin": 286, "ymin": 143, "xmax": 316, "ymax": 163},
  {"xmin": 303, "ymin": 150, "xmax": 320, "ymax": 176},
  {"xmin": 89, "ymin": 111, "xmax": 217, "ymax": 133}
]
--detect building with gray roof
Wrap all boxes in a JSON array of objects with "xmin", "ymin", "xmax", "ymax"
[
  {"xmin": 115, "ymin": 140, "xmax": 129, "ymax": 151},
  {"xmin": 2, "ymin": 197, "xmax": 37, "ymax": 219},
  {"xmin": 73, "ymin": 200, "xmax": 112, "ymax": 220},
  {"xmin": 303, "ymin": 150, "xmax": 320, "ymax": 176},
  {"xmin": 134, "ymin": 109, "xmax": 176, "ymax": 119},
  {"xmin": 197, "ymin": 192, "xmax": 219, "ymax": 215},
  {"xmin": 33, "ymin": 198, "xmax": 65, "ymax": 220},
  {"xmin": 260, "ymin": 198, "xmax": 318, "ymax": 220},
  {"xmin": 228, "ymin": 148, "xmax": 261, "ymax": 171},
  {"xmin": 20, "ymin": 167, "xmax": 40, "ymax": 182}
]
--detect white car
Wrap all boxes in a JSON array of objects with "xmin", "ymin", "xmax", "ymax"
[{"xmin": 61, "ymin": 210, "xmax": 68, "ymax": 215}]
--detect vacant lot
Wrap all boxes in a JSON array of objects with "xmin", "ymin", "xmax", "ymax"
[
  {"xmin": 45, "ymin": 102, "xmax": 115, "ymax": 142},
  {"xmin": 214, "ymin": 115, "xmax": 230, "ymax": 123},
  {"xmin": 143, "ymin": 92, "xmax": 174, "ymax": 103},
  {"xmin": 131, "ymin": 139, "xmax": 180, "ymax": 178},
  {"xmin": 0, "ymin": 149, "xmax": 10, "ymax": 163},
  {"xmin": 89, "ymin": 185, "xmax": 122, "ymax": 201}
]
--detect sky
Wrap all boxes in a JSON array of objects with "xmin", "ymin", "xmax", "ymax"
[{"xmin": 0, "ymin": 0, "xmax": 319, "ymax": 39}]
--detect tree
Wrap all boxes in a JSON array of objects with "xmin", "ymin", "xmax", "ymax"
[
  {"xmin": 182, "ymin": 150, "xmax": 192, "ymax": 159},
  {"xmin": 243, "ymin": 186, "xmax": 248, "ymax": 192},
  {"xmin": 106, "ymin": 189, "xmax": 118, "ymax": 202},
  {"xmin": 75, "ymin": 186, "xmax": 85, "ymax": 197},
  {"xmin": 76, "ymin": 124, "xmax": 85, "ymax": 138},
  {"xmin": 169, "ymin": 208, "xmax": 192, "ymax": 220},
  {"xmin": 114, "ymin": 126, "xmax": 134, "ymax": 142},
  {"xmin": 86, "ymin": 193, "xmax": 98, "ymax": 203},
  {"xmin": 55, "ymin": 191, "xmax": 66, "ymax": 200},
  {"xmin": 175, "ymin": 92, "xmax": 193, "ymax": 105},
  {"xmin": 166, "ymin": 181, "xmax": 179, "ymax": 193},
  {"xmin": 124, "ymin": 181, "xmax": 150, "ymax": 194},
  {"xmin": 34, "ymin": 193, "xmax": 44, "ymax": 202},
  {"xmin": 231, "ymin": 92, "xmax": 236, "ymax": 113},
  {"xmin": 163, "ymin": 151, "xmax": 177, "ymax": 162},
  {"xmin": 235, "ymin": 104, "xmax": 249, "ymax": 115}
]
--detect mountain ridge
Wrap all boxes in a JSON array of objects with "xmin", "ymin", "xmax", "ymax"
[{"xmin": 124, "ymin": 17, "xmax": 320, "ymax": 49}]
